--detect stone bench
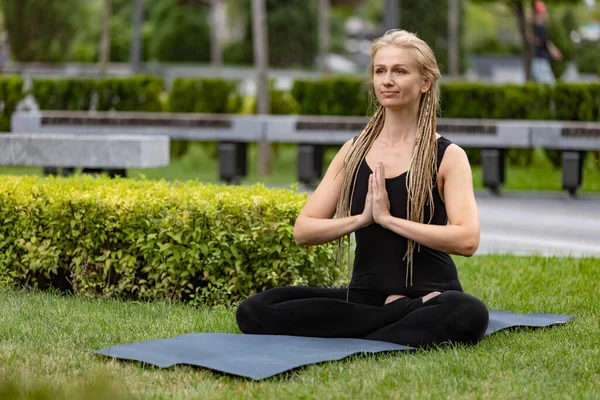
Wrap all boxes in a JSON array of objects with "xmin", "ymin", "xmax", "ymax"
[
  {"xmin": 531, "ymin": 121, "xmax": 600, "ymax": 195},
  {"xmin": 0, "ymin": 133, "xmax": 170, "ymax": 177},
  {"xmin": 11, "ymin": 111, "xmax": 600, "ymax": 194}
]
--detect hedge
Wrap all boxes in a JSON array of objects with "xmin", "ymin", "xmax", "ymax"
[
  {"xmin": 0, "ymin": 176, "xmax": 342, "ymax": 306},
  {"xmin": 30, "ymin": 76, "xmax": 164, "ymax": 112},
  {"xmin": 169, "ymin": 78, "xmax": 242, "ymax": 114},
  {"xmin": 290, "ymin": 79, "xmax": 600, "ymax": 167},
  {"xmin": 292, "ymin": 77, "xmax": 372, "ymax": 116},
  {"xmin": 0, "ymin": 75, "xmax": 24, "ymax": 131},
  {"xmin": 291, "ymin": 78, "xmax": 600, "ymax": 123}
]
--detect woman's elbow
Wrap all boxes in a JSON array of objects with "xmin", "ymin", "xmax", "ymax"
[
  {"xmin": 459, "ymin": 233, "xmax": 480, "ymax": 257},
  {"xmin": 292, "ymin": 221, "xmax": 308, "ymax": 246}
]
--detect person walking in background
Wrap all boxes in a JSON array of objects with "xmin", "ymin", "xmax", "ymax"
[{"xmin": 531, "ymin": 0, "xmax": 563, "ymax": 84}]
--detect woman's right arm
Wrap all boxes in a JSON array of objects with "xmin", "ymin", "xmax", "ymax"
[{"xmin": 293, "ymin": 139, "xmax": 373, "ymax": 246}]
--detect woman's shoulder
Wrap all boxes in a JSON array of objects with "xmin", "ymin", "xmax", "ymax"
[{"xmin": 436, "ymin": 136, "xmax": 471, "ymax": 174}]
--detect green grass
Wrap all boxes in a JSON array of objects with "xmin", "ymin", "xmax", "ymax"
[
  {"xmin": 1, "ymin": 255, "xmax": 599, "ymax": 399},
  {"xmin": 3, "ymin": 144, "xmax": 600, "ymax": 192}
]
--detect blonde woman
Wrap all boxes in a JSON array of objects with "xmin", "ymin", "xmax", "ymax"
[{"xmin": 236, "ymin": 30, "xmax": 489, "ymax": 348}]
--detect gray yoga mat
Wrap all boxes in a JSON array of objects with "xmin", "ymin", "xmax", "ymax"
[{"xmin": 94, "ymin": 310, "xmax": 573, "ymax": 380}]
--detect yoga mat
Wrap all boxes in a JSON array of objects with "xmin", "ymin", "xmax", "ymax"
[{"xmin": 94, "ymin": 310, "xmax": 574, "ymax": 380}]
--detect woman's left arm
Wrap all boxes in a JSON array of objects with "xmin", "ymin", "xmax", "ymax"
[{"xmin": 372, "ymin": 145, "xmax": 480, "ymax": 256}]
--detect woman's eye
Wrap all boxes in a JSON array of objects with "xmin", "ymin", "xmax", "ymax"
[{"xmin": 395, "ymin": 70, "xmax": 405, "ymax": 74}]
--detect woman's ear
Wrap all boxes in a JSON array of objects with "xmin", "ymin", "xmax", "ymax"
[{"xmin": 421, "ymin": 79, "xmax": 432, "ymax": 93}]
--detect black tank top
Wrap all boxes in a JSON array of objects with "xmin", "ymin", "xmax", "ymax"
[{"xmin": 349, "ymin": 136, "xmax": 463, "ymax": 298}]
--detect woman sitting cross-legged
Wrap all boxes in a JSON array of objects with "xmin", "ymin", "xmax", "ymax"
[{"xmin": 236, "ymin": 29, "xmax": 489, "ymax": 348}]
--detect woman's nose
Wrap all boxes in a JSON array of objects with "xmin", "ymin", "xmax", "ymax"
[{"xmin": 383, "ymin": 73, "xmax": 393, "ymax": 85}]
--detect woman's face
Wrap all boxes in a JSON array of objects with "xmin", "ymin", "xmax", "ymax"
[{"xmin": 372, "ymin": 46, "xmax": 430, "ymax": 110}]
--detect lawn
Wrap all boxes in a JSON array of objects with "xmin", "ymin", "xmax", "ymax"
[
  {"xmin": 1, "ymin": 254, "xmax": 598, "ymax": 399},
  {"xmin": 2, "ymin": 143, "xmax": 599, "ymax": 192}
]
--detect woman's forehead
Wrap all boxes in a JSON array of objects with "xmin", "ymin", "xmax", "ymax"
[{"xmin": 373, "ymin": 46, "xmax": 416, "ymax": 67}]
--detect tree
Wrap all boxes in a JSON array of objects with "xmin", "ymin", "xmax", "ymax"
[
  {"xmin": 318, "ymin": 0, "xmax": 331, "ymax": 73},
  {"xmin": 228, "ymin": 0, "xmax": 318, "ymax": 67},
  {"xmin": 147, "ymin": 0, "xmax": 211, "ymax": 62},
  {"xmin": 2, "ymin": 0, "xmax": 85, "ymax": 62},
  {"xmin": 398, "ymin": 0, "xmax": 459, "ymax": 75},
  {"xmin": 473, "ymin": 0, "xmax": 581, "ymax": 81},
  {"xmin": 130, "ymin": 0, "xmax": 144, "ymax": 73},
  {"xmin": 251, "ymin": 0, "xmax": 271, "ymax": 176},
  {"xmin": 100, "ymin": 0, "xmax": 112, "ymax": 76}
]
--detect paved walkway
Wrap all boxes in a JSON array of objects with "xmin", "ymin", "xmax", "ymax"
[{"xmin": 475, "ymin": 191, "xmax": 600, "ymax": 258}]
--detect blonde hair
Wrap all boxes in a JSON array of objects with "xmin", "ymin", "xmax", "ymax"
[{"xmin": 335, "ymin": 29, "xmax": 441, "ymax": 287}]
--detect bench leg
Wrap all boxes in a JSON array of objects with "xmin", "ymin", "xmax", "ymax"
[
  {"xmin": 297, "ymin": 144, "xmax": 325, "ymax": 186},
  {"xmin": 43, "ymin": 167, "xmax": 75, "ymax": 177},
  {"xmin": 481, "ymin": 149, "xmax": 505, "ymax": 194},
  {"xmin": 562, "ymin": 150, "xmax": 584, "ymax": 197},
  {"xmin": 219, "ymin": 142, "xmax": 247, "ymax": 184},
  {"xmin": 43, "ymin": 167, "xmax": 59, "ymax": 176}
]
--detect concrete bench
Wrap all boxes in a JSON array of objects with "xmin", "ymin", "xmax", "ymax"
[
  {"xmin": 12, "ymin": 111, "xmax": 261, "ymax": 183},
  {"xmin": 531, "ymin": 121, "xmax": 600, "ymax": 195},
  {"xmin": 0, "ymin": 133, "xmax": 170, "ymax": 177},
  {"xmin": 264, "ymin": 116, "xmax": 531, "ymax": 192},
  {"xmin": 11, "ymin": 111, "xmax": 600, "ymax": 194}
]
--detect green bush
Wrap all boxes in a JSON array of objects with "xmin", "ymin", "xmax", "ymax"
[
  {"xmin": 30, "ymin": 76, "xmax": 164, "ymax": 112},
  {"xmin": 0, "ymin": 176, "xmax": 343, "ymax": 306},
  {"xmin": 147, "ymin": 0, "xmax": 211, "ymax": 62},
  {"xmin": 552, "ymin": 83, "xmax": 600, "ymax": 121},
  {"xmin": 291, "ymin": 77, "xmax": 371, "ymax": 116},
  {"xmin": 575, "ymin": 40, "xmax": 600, "ymax": 75},
  {"xmin": 168, "ymin": 78, "xmax": 243, "ymax": 159},
  {"xmin": 169, "ymin": 78, "xmax": 242, "ymax": 114},
  {"xmin": 234, "ymin": 0, "xmax": 318, "ymax": 68},
  {"xmin": 0, "ymin": 76, "xmax": 24, "ymax": 132},
  {"xmin": 31, "ymin": 78, "xmax": 97, "ymax": 111}
]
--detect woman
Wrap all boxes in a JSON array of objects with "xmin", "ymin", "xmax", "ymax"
[{"xmin": 236, "ymin": 30, "xmax": 489, "ymax": 348}]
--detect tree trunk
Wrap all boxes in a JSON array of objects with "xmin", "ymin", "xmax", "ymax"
[
  {"xmin": 384, "ymin": 0, "xmax": 399, "ymax": 31},
  {"xmin": 251, "ymin": 0, "xmax": 271, "ymax": 176},
  {"xmin": 130, "ymin": 0, "xmax": 143, "ymax": 74},
  {"xmin": 100, "ymin": 0, "xmax": 112, "ymax": 77},
  {"xmin": 513, "ymin": 0, "xmax": 533, "ymax": 81},
  {"xmin": 448, "ymin": 0, "xmax": 460, "ymax": 78},
  {"xmin": 210, "ymin": 0, "xmax": 222, "ymax": 75},
  {"xmin": 318, "ymin": 0, "xmax": 330, "ymax": 74}
]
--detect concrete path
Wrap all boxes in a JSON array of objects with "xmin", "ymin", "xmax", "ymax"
[{"xmin": 475, "ymin": 191, "xmax": 600, "ymax": 258}]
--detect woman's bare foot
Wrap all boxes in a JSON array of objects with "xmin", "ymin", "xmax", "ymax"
[
  {"xmin": 422, "ymin": 291, "xmax": 441, "ymax": 304},
  {"xmin": 385, "ymin": 294, "xmax": 406, "ymax": 305}
]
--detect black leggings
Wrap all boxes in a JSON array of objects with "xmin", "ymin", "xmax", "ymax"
[{"xmin": 236, "ymin": 287, "xmax": 489, "ymax": 348}]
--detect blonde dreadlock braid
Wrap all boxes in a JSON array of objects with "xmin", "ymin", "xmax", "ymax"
[{"xmin": 334, "ymin": 29, "xmax": 441, "ymax": 291}]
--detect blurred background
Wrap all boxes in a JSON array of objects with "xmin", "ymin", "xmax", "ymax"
[{"xmin": 1, "ymin": 0, "xmax": 599, "ymax": 192}]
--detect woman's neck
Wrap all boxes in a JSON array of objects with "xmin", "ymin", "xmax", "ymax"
[{"xmin": 380, "ymin": 103, "xmax": 420, "ymax": 145}]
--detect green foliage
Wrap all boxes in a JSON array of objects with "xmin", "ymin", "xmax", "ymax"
[
  {"xmin": 2, "ymin": 0, "xmax": 85, "ymax": 62},
  {"xmin": 552, "ymin": 83, "xmax": 600, "ymax": 121},
  {"xmin": 247, "ymin": 81, "xmax": 301, "ymax": 115},
  {"xmin": 291, "ymin": 77, "xmax": 371, "ymax": 116},
  {"xmin": 398, "ymin": 0, "xmax": 467, "ymax": 74},
  {"xmin": 549, "ymin": 11, "xmax": 576, "ymax": 80},
  {"xmin": 234, "ymin": 0, "xmax": 318, "ymax": 67},
  {"xmin": 440, "ymin": 82, "xmax": 553, "ymax": 120},
  {"xmin": 471, "ymin": 39, "xmax": 523, "ymax": 55},
  {"xmin": 0, "ymin": 75, "xmax": 24, "ymax": 132},
  {"xmin": 0, "ymin": 176, "xmax": 343, "ymax": 306},
  {"xmin": 168, "ymin": 77, "xmax": 243, "ymax": 159},
  {"xmin": 575, "ymin": 40, "xmax": 600, "ymax": 74},
  {"xmin": 147, "ymin": 0, "xmax": 210, "ymax": 62},
  {"xmin": 30, "ymin": 76, "xmax": 164, "ymax": 112},
  {"xmin": 169, "ymin": 78, "xmax": 242, "ymax": 114},
  {"xmin": 290, "ymin": 79, "xmax": 600, "ymax": 167}
]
